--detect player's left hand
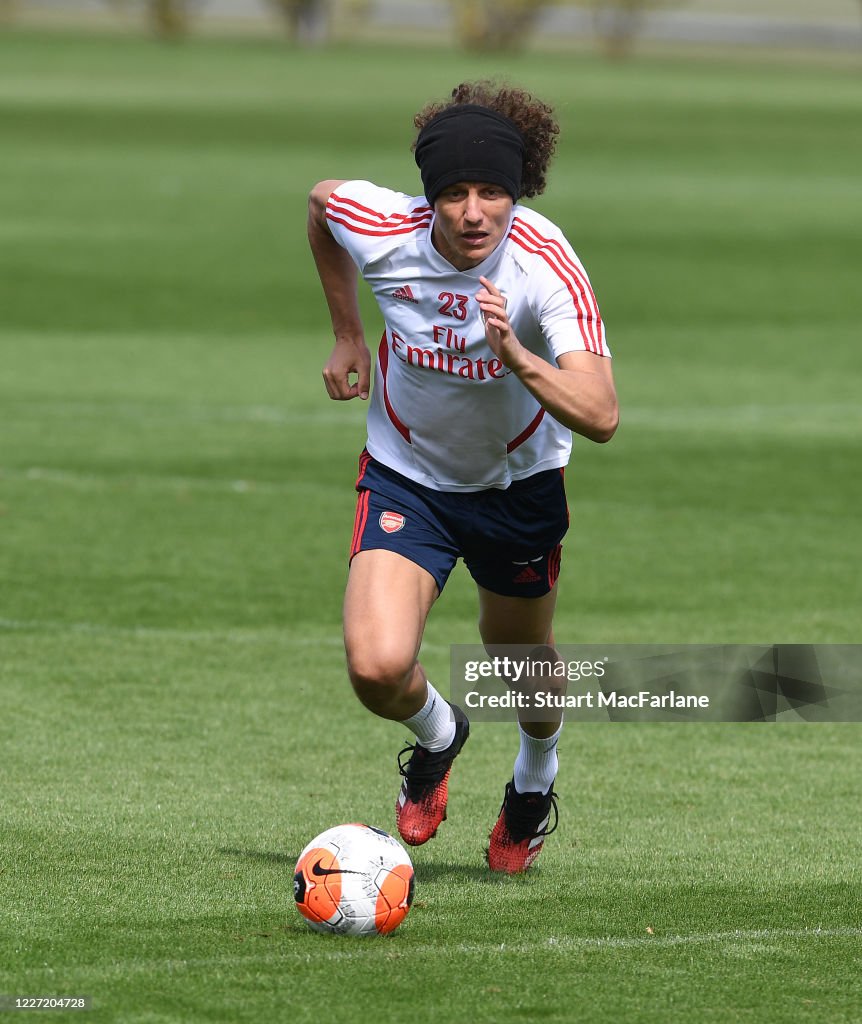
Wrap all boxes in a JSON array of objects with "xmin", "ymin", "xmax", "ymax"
[{"xmin": 476, "ymin": 276, "xmax": 524, "ymax": 369}]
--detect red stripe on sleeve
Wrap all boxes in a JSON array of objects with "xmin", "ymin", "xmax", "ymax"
[
  {"xmin": 509, "ymin": 219, "xmax": 604, "ymax": 354},
  {"xmin": 330, "ymin": 192, "xmax": 432, "ymax": 222},
  {"xmin": 325, "ymin": 212, "xmax": 432, "ymax": 238},
  {"xmin": 326, "ymin": 193, "xmax": 432, "ymax": 237},
  {"xmin": 512, "ymin": 218, "xmax": 604, "ymax": 350}
]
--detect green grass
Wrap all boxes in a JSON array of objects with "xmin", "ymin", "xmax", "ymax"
[{"xmin": 1, "ymin": 30, "xmax": 861, "ymax": 1024}]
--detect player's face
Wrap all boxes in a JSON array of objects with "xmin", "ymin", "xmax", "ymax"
[{"xmin": 431, "ymin": 182, "xmax": 513, "ymax": 271}]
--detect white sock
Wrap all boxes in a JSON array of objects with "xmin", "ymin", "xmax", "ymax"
[
  {"xmin": 402, "ymin": 682, "xmax": 456, "ymax": 752},
  {"xmin": 513, "ymin": 723, "xmax": 561, "ymax": 794}
]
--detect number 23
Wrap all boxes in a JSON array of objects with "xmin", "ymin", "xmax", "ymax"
[{"xmin": 438, "ymin": 292, "xmax": 469, "ymax": 321}]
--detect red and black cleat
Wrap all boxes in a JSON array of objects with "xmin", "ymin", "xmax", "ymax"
[
  {"xmin": 487, "ymin": 779, "xmax": 558, "ymax": 874},
  {"xmin": 395, "ymin": 705, "xmax": 469, "ymax": 847}
]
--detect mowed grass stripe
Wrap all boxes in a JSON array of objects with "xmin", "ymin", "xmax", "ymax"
[
  {"xmin": 8, "ymin": 929, "xmax": 853, "ymax": 977},
  {"xmin": 4, "ymin": 397, "xmax": 862, "ymax": 436},
  {"xmin": 0, "ymin": 617, "xmax": 348, "ymax": 643}
]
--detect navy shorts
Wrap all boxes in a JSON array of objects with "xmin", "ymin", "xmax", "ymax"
[{"xmin": 350, "ymin": 450, "xmax": 569, "ymax": 598}]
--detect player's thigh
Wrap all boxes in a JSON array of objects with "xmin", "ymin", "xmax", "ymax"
[
  {"xmin": 344, "ymin": 549, "xmax": 439, "ymax": 683},
  {"xmin": 477, "ymin": 584, "xmax": 558, "ymax": 647}
]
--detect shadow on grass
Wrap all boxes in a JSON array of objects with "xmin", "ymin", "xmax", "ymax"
[
  {"xmin": 409, "ymin": 860, "xmax": 500, "ymax": 884},
  {"xmin": 220, "ymin": 847, "xmax": 509, "ymax": 883}
]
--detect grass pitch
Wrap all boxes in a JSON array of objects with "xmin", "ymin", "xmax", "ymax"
[{"xmin": 1, "ymin": 31, "xmax": 861, "ymax": 1024}]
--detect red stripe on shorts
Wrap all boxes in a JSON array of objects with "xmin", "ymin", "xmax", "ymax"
[
  {"xmin": 547, "ymin": 544, "xmax": 562, "ymax": 589},
  {"xmin": 355, "ymin": 449, "xmax": 372, "ymax": 489},
  {"xmin": 350, "ymin": 489, "xmax": 370, "ymax": 559}
]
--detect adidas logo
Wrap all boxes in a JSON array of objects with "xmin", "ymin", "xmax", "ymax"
[
  {"xmin": 392, "ymin": 284, "xmax": 419, "ymax": 304},
  {"xmin": 513, "ymin": 566, "xmax": 542, "ymax": 584}
]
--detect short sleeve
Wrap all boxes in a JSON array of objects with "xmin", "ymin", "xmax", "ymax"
[
  {"xmin": 539, "ymin": 256, "xmax": 609, "ymax": 360},
  {"xmin": 325, "ymin": 180, "xmax": 433, "ymax": 273},
  {"xmin": 511, "ymin": 211, "xmax": 609, "ymax": 360}
]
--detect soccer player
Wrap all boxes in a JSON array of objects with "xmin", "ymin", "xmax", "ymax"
[{"xmin": 307, "ymin": 81, "xmax": 617, "ymax": 873}]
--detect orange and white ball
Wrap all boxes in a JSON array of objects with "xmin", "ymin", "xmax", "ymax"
[{"xmin": 293, "ymin": 824, "xmax": 414, "ymax": 936}]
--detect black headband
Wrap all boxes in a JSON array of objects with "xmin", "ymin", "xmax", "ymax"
[{"xmin": 414, "ymin": 104, "xmax": 525, "ymax": 206}]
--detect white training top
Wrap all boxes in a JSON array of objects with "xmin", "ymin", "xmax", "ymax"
[{"xmin": 326, "ymin": 180, "xmax": 610, "ymax": 492}]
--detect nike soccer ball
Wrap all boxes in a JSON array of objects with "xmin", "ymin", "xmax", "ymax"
[{"xmin": 293, "ymin": 823, "xmax": 415, "ymax": 936}]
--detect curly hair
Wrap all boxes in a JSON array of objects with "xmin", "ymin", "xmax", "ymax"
[{"xmin": 412, "ymin": 81, "xmax": 560, "ymax": 200}]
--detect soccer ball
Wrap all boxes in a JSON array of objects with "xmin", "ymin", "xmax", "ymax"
[{"xmin": 293, "ymin": 823, "xmax": 415, "ymax": 936}]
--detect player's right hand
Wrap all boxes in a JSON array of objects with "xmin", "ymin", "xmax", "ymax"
[{"xmin": 323, "ymin": 336, "xmax": 371, "ymax": 401}]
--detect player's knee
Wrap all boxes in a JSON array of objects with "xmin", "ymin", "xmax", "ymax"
[{"xmin": 346, "ymin": 646, "xmax": 415, "ymax": 707}]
